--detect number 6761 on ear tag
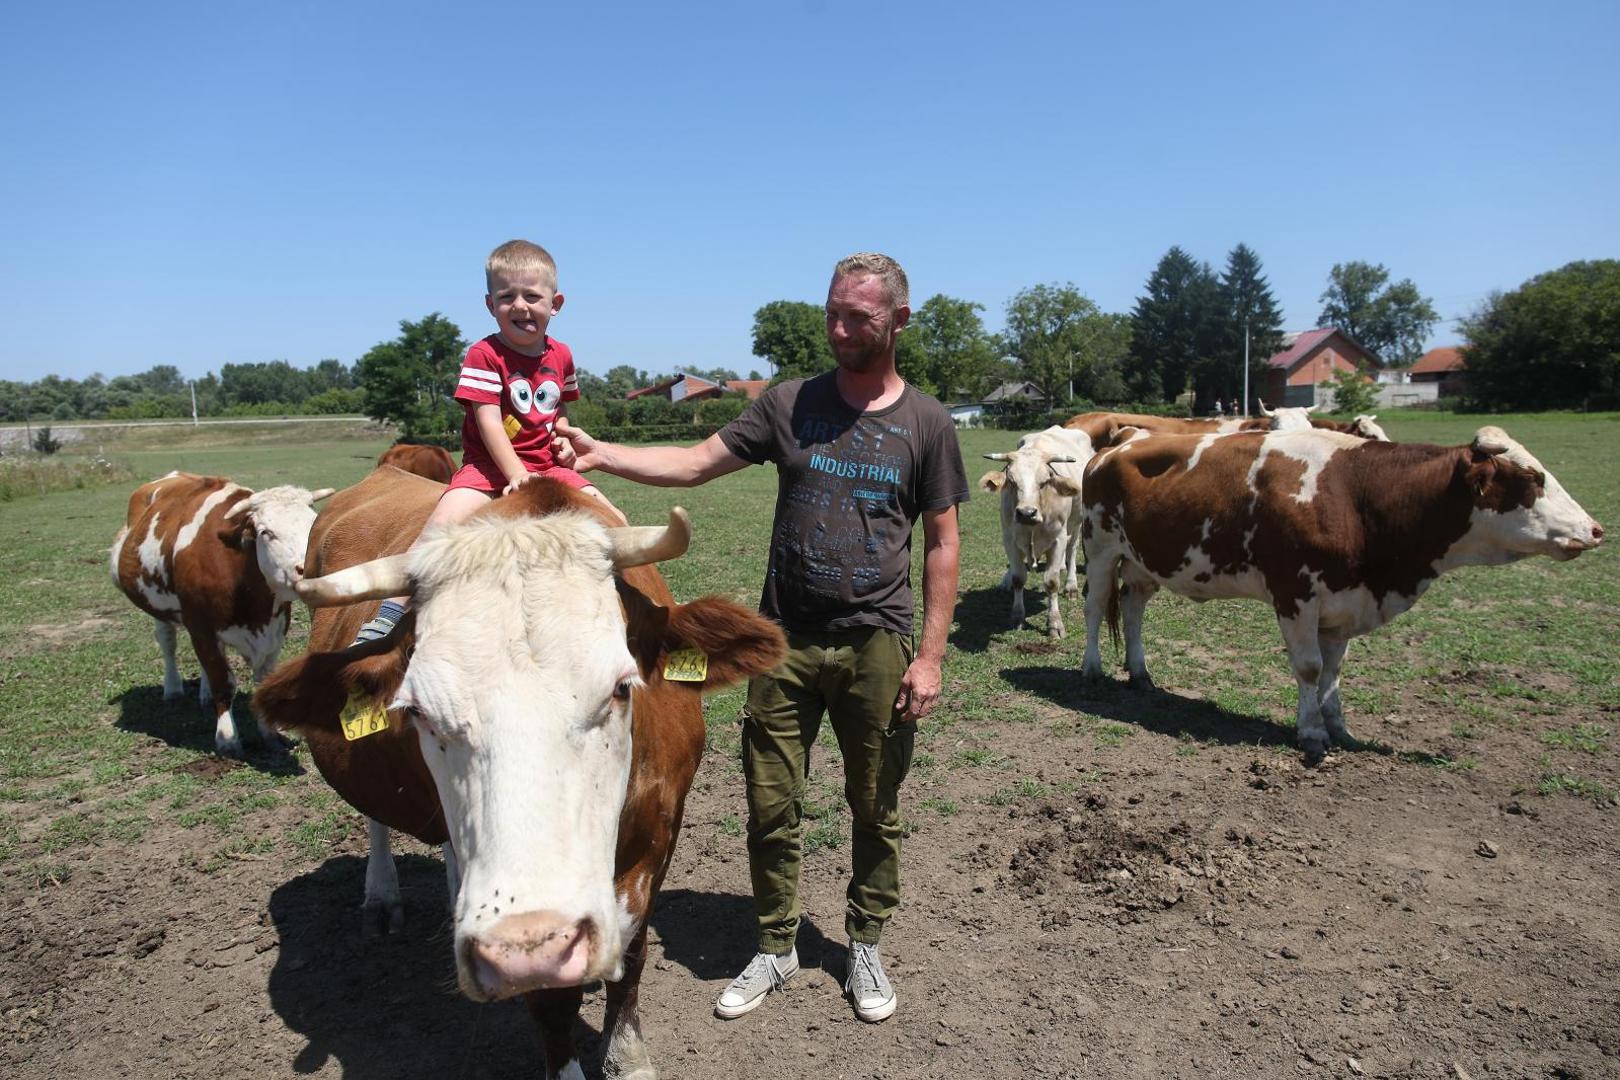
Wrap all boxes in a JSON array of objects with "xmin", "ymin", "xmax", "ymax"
[{"xmin": 663, "ymin": 648, "xmax": 708, "ymax": 683}]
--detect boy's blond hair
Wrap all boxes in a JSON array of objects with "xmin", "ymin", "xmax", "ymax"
[
  {"xmin": 486, "ymin": 240, "xmax": 558, "ymax": 292},
  {"xmin": 833, "ymin": 252, "xmax": 909, "ymax": 310}
]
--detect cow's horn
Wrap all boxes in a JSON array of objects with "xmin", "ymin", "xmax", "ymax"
[
  {"xmin": 608, "ymin": 507, "xmax": 691, "ymax": 569},
  {"xmin": 1471, "ymin": 426, "xmax": 1513, "ymax": 456},
  {"xmin": 1046, "ymin": 455, "xmax": 1077, "ymax": 464},
  {"xmin": 1257, "ymin": 401, "xmax": 1275, "ymax": 416},
  {"xmin": 983, "ymin": 452, "xmax": 1012, "ymax": 461},
  {"xmin": 295, "ymin": 554, "xmax": 412, "ymax": 606},
  {"xmin": 309, "ymin": 487, "xmax": 336, "ymax": 502}
]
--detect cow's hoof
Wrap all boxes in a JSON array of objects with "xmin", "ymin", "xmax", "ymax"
[
  {"xmin": 1127, "ymin": 672, "xmax": 1155, "ymax": 691},
  {"xmin": 1299, "ymin": 735, "xmax": 1330, "ymax": 767},
  {"xmin": 1328, "ymin": 725, "xmax": 1360, "ymax": 749},
  {"xmin": 362, "ymin": 898, "xmax": 405, "ymax": 938},
  {"xmin": 1080, "ymin": 665, "xmax": 1107, "ymax": 684},
  {"xmin": 1047, "ymin": 625, "xmax": 1066, "ymax": 640},
  {"xmin": 162, "ymin": 687, "xmax": 185, "ymax": 702},
  {"xmin": 215, "ymin": 738, "xmax": 245, "ymax": 760}
]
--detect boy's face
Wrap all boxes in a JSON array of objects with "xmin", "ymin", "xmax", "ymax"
[{"xmin": 486, "ymin": 269, "xmax": 564, "ymax": 356}]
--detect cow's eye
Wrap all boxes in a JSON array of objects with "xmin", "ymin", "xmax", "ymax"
[{"xmin": 613, "ymin": 680, "xmax": 633, "ymax": 702}]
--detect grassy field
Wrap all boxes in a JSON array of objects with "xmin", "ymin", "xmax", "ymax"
[{"xmin": 0, "ymin": 410, "xmax": 1615, "ymax": 880}]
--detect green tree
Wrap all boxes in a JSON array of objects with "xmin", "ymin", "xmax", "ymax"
[
  {"xmin": 357, "ymin": 313, "xmax": 467, "ymax": 440},
  {"xmin": 602, "ymin": 365, "xmax": 648, "ymax": 398},
  {"xmin": 1318, "ymin": 261, "xmax": 1438, "ymax": 367},
  {"xmin": 1127, "ymin": 248, "xmax": 1221, "ymax": 402},
  {"xmin": 751, "ymin": 300, "xmax": 832, "ymax": 381},
  {"xmin": 1000, "ymin": 283, "xmax": 1128, "ymax": 405},
  {"xmin": 1459, "ymin": 259, "xmax": 1620, "ymax": 410},
  {"xmin": 1207, "ymin": 243, "xmax": 1285, "ymax": 410},
  {"xmin": 1319, "ymin": 367, "xmax": 1378, "ymax": 415},
  {"xmin": 907, "ymin": 294, "xmax": 997, "ymax": 403}
]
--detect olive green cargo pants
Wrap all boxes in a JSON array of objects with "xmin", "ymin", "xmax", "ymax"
[{"xmin": 741, "ymin": 627, "xmax": 916, "ymax": 953}]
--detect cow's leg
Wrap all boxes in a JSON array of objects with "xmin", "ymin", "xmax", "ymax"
[
  {"xmin": 1318, "ymin": 635, "xmax": 1357, "ymax": 747},
  {"xmin": 441, "ymin": 842, "xmax": 461, "ymax": 908},
  {"xmin": 1042, "ymin": 534, "xmax": 1067, "ymax": 639},
  {"xmin": 1080, "ymin": 549, "xmax": 1118, "ymax": 680},
  {"xmin": 1061, "ymin": 524, "xmax": 1083, "ymax": 597},
  {"xmin": 154, "ymin": 618, "xmax": 184, "ymax": 700},
  {"xmin": 601, "ymin": 921, "xmax": 656, "ymax": 1079},
  {"xmin": 247, "ymin": 651, "xmax": 296, "ymax": 753},
  {"xmin": 1004, "ymin": 530, "xmax": 1027, "ymax": 625},
  {"xmin": 1120, "ymin": 565, "xmax": 1159, "ymax": 689},
  {"xmin": 523, "ymin": 986, "xmax": 585, "ymax": 1080},
  {"xmin": 1277, "ymin": 610, "xmax": 1330, "ymax": 764},
  {"xmin": 362, "ymin": 817, "xmax": 404, "ymax": 937},
  {"xmin": 187, "ymin": 627, "xmax": 241, "ymax": 758}
]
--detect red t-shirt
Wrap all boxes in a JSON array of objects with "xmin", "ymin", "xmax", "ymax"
[{"xmin": 454, "ymin": 334, "xmax": 580, "ymax": 474}]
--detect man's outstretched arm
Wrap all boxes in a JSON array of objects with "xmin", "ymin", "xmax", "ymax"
[{"xmin": 553, "ymin": 417, "xmax": 751, "ymax": 488}]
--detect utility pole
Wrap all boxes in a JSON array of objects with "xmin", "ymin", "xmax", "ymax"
[
  {"xmin": 190, "ymin": 381, "xmax": 199, "ymax": 427},
  {"xmin": 1241, "ymin": 317, "xmax": 1250, "ymax": 418}
]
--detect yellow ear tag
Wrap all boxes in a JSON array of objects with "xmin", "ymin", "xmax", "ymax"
[
  {"xmin": 503, "ymin": 414, "xmax": 522, "ymax": 440},
  {"xmin": 339, "ymin": 690, "xmax": 390, "ymax": 741},
  {"xmin": 663, "ymin": 648, "xmax": 709, "ymax": 683}
]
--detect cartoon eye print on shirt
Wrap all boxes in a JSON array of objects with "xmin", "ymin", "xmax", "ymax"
[{"xmin": 507, "ymin": 376, "xmax": 565, "ymax": 433}]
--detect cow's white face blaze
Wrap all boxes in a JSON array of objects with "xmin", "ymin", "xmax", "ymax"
[
  {"xmin": 1265, "ymin": 405, "xmax": 1316, "ymax": 431},
  {"xmin": 994, "ymin": 427, "xmax": 1091, "ymax": 524},
  {"xmin": 233, "ymin": 487, "xmax": 325, "ymax": 600},
  {"xmin": 388, "ymin": 512, "xmax": 642, "ymax": 1000}
]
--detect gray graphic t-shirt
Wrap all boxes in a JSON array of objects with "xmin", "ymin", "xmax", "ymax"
[{"xmin": 718, "ymin": 372, "xmax": 969, "ymax": 635}]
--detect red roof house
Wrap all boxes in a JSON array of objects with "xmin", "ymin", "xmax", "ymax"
[{"xmin": 1259, "ymin": 328, "xmax": 1381, "ymax": 408}]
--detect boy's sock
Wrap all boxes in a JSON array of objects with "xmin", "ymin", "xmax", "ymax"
[{"xmin": 351, "ymin": 599, "xmax": 408, "ymax": 646}]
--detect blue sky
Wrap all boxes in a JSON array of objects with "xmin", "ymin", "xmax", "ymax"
[{"xmin": 2, "ymin": 1, "xmax": 1615, "ymax": 384}]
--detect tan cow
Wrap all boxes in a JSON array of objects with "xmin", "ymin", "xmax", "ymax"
[
  {"xmin": 254, "ymin": 469, "xmax": 784, "ymax": 1079},
  {"xmin": 110, "ymin": 472, "xmax": 333, "ymax": 757},
  {"xmin": 377, "ymin": 442, "xmax": 455, "ymax": 483},
  {"xmin": 979, "ymin": 425, "xmax": 1094, "ymax": 637},
  {"xmin": 1080, "ymin": 427, "xmax": 1602, "ymax": 763}
]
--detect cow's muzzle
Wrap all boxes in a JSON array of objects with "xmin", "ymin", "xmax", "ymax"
[
  {"xmin": 1015, "ymin": 507, "xmax": 1041, "ymax": 524},
  {"xmin": 461, "ymin": 913, "xmax": 601, "ymax": 1000}
]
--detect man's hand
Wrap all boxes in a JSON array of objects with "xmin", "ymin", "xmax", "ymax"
[
  {"xmin": 552, "ymin": 417, "xmax": 601, "ymax": 473},
  {"xmin": 894, "ymin": 655, "xmax": 943, "ymax": 722}
]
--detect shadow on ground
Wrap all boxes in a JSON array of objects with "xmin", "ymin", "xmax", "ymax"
[
  {"xmin": 950, "ymin": 584, "xmax": 1047, "ymax": 654},
  {"xmin": 112, "ymin": 684, "xmax": 303, "ymax": 774},
  {"xmin": 1002, "ymin": 665, "xmax": 1298, "ymax": 748},
  {"xmin": 650, "ymin": 888, "xmax": 836, "ymax": 979}
]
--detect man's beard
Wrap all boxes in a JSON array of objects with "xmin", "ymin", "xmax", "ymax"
[{"xmin": 833, "ymin": 340, "xmax": 884, "ymax": 373}]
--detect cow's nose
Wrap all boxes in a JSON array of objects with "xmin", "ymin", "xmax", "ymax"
[
  {"xmin": 1592, "ymin": 520, "xmax": 1605, "ymax": 544},
  {"xmin": 466, "ymin": 913, "xmax": 596, "ymax": 998},
  {"xmin": 1015, "ymin": 507, "xmax": 1039, "ymax": 523},
  {"xmin": 293, "ymin": 563, "xmax": 305, "ymax": 577}
]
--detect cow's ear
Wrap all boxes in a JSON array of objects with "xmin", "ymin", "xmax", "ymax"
[
  {"xmin": 661, "ymin": 596, "xmax": 786, "ymax": 691},
  {"xmin": 1047, "ymin": 474, "xmax": 1080, "ymax": 497},
  {"xmin": 978, "ymin": 470, "xmax": 1006, "ymax": 492},
  {"xmin": 1462, "ymin": 452, "xmax": 1498, "ymax": 499},
  {"xmin": 254, "ymin": 615, "xmax": 414, "ymax": 737},
  {"xmin": 218, "ymin": 519, "xmax": 255, "ymax": 549}
]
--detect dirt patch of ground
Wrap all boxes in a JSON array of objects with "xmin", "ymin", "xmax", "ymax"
[{"xmin": 3, "ymin": 680, "xmax": 1617, "ymax": 1079}]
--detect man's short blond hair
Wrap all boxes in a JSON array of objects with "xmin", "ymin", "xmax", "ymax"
[
  {"xmin": 486, "ymin": 240, "xmax": 558, "ymax": 292},
  {"xmin": 833, "ymin": 252, "xmax": 909, "ymax": 309}
]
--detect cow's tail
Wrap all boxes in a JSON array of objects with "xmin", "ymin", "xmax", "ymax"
[{"xmin": 1104, "ymin": 561, "xmax": 1122, "ymax": 650}]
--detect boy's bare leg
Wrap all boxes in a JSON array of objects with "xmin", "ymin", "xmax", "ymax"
[
  {"xmin": 351, "ymin": 487, "xmax": 495, "ymax": 644},
  {"xmin": 580, "ymin": 484, "xmax": 628, "ymax": 526}
]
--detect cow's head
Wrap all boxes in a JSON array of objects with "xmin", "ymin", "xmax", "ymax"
[
  {"xmin": 273, "ymin": 507, "xmax": 783, "ymax": 1001},
  {"xmin": 1461, "ymin": 427, "xmax": 1603, "ymax": 561},
  {"xmin": 1349, "ymin": 414, "xmax": 1390, "ymax": 441},
  {"xmin": 1259, "ymin": 402, "xmax": 1316, "ymax": 431},
  {"xmin": 218, "ymin": 485, "xmax": 335, "ymax": 600},
  {"xmin": 983, "ymin": 427, "xmax": 1091, "ymax": 524}
]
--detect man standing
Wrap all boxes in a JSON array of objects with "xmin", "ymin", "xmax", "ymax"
[{"xmin": 554, "ymin": 253, "xmax": 967, "ymax": 1024}]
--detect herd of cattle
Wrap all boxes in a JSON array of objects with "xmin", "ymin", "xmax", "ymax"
[{"xmin": 104, "ymin": 415, "xmax": 1602, "ymax": 1077}]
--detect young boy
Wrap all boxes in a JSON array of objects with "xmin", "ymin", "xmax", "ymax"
[{"xmin": 354, "ymin": 239, "xmax": 622, "ymax": 643}]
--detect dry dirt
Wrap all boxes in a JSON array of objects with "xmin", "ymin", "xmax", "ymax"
[{"xmin": 3, "ymin": 680, "xmax": 1617, "ymax": 1080}]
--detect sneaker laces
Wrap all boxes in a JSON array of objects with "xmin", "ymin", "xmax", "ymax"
[
  {"xmin": 742, "ymin": 951, "xmax": 789, "ymax": 992},
  {"xmin": 846, "ymin": 944, "xmax": 885, "ymax": 997}
]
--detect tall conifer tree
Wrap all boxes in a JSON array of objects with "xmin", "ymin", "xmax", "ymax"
[
  {"xmin": 1126, "ymin": 247, "xmax": 1220, "ymax": 402},
  {"xmin": 1207, "ymin": 243, "xmax": 1285, "ymax": 410}
]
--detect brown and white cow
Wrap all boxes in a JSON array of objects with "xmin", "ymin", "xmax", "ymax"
[
  {"xmin": 254, "ymin": 468, "xmax": 784, "ymax": 1079},
  {"xmin": 110, "ymin": 472, "xmax": 333, "ymax": 757},
  {"xmin": 979, "ymin": 425, "xmax": 1094, "ymax": 638},
  {"xmin": 377, "ymin": 442, "xmax": 455, "ymax": 483},
  {"xmin": 1065, "ymin": 409, "xmax": 1390, "ymax": 452},
  {"xmin": 1079, "ymin": 427, "xmax": 1602, "ymax": 763}
]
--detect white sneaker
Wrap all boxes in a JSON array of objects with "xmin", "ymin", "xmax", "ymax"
[
  {"xmin": 714, "ymin": 948, "xmax": 798, "ymax": 1019},
  {"xmin": 845, "ymin": 941, "xmax": 896, "ymax": 1022}
]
